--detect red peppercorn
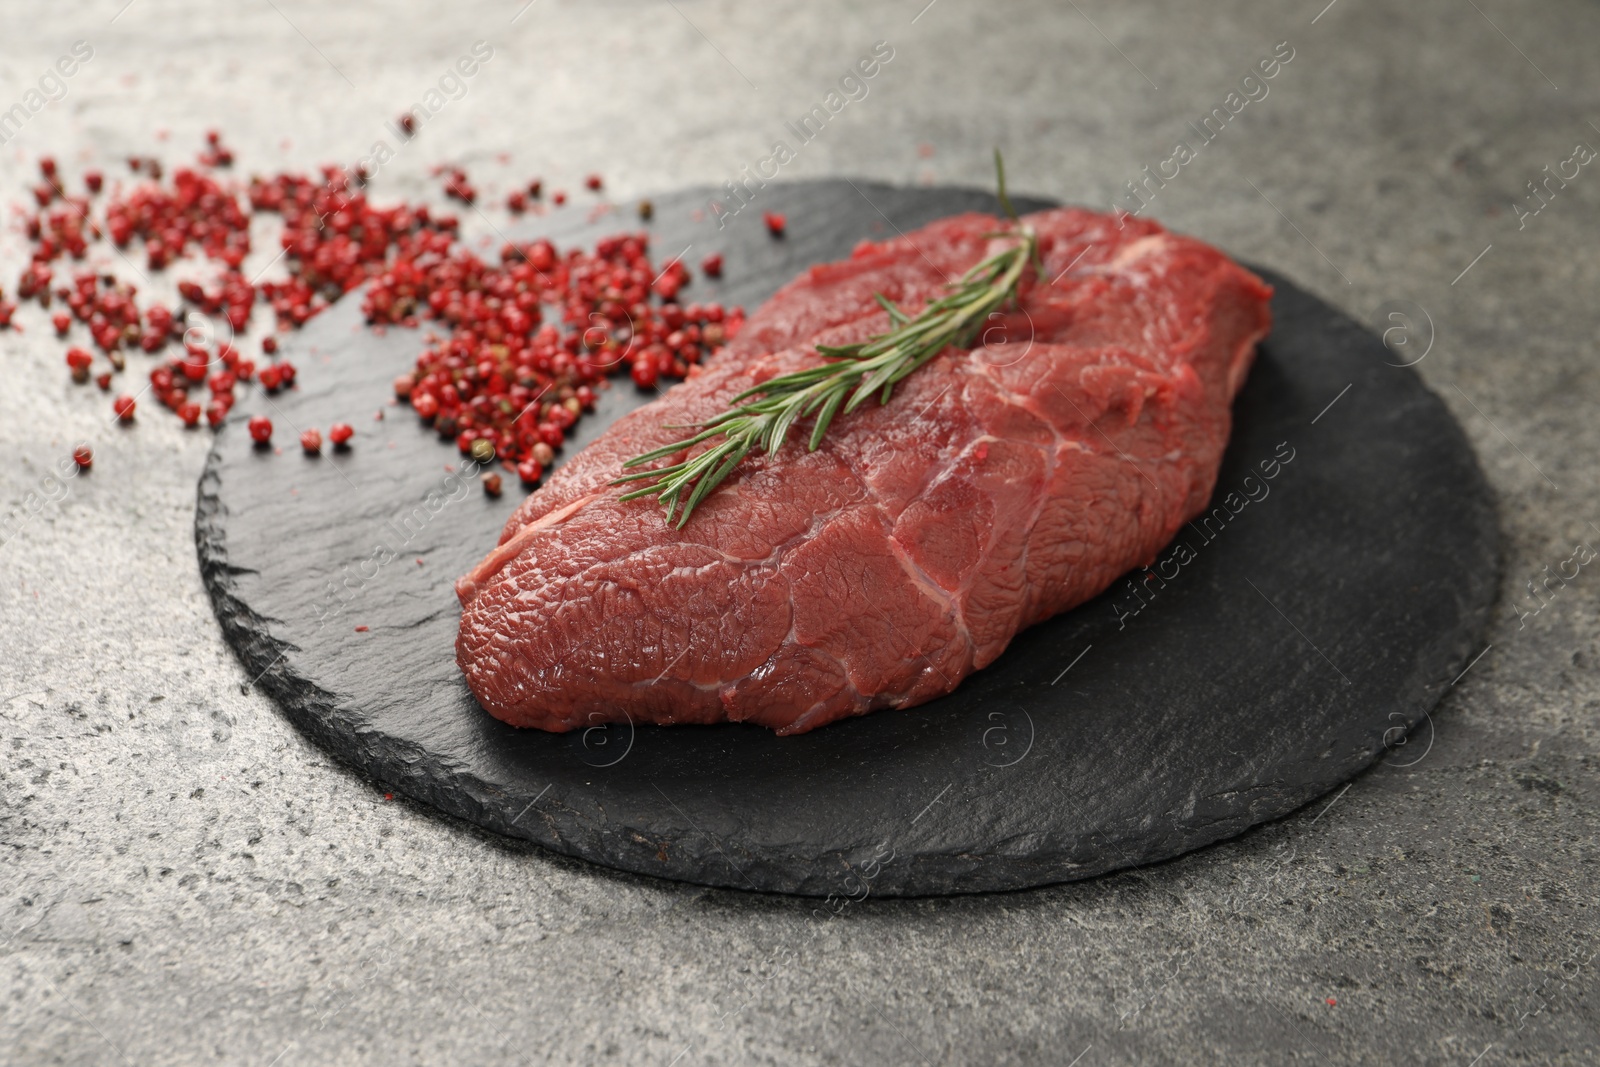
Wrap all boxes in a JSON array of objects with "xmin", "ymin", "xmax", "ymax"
[
  {"xmin": 763, "ymin": 212, "xmax": 786, "ymax": 237},
  {"xmin": 113, "ymin": 394, "xmax": 137, "ymax": 421},
  {"xmin": 95, "ymin": 372, "xmax": 113, "ymax": 391},
  {"xmin": 84, "ymin": 170, "xmax": 103, "ymax": 194},
  {"xmin": 247, "ymin": 415, "xmax": 272, "ymax": 443},
  {"xmin": 516, "ymin": 460, "xmax": 543, "ymax": 485},
  {"xmin": 482, "ymin": 472, "xmax": 503, "ymax": 497},
  {"xmin": 178, "ymin": 401, "xmax": 202, "ymax": 427},
  {"xmin": 700, "ymin": 252, "xmax": 723, "ymax": 278},
  {"xmin": 72, "ymin": 443, "xmax": 92, "ymax": 469},
  {"xmin": 548, "ymin": 403, "xmax": 576, "ymax": 430},
  {"xmin": 52, "ymin": 312, "xmax": 71, "ymax": 336},
  {"xmin": 261, "ymin": 336, "xmax": 278, "ymax": 354},
  {"xmin": 300, "ymin": 427, "xmax": 322, "ymax": 454},
  {"xmin": 585, "ymin": 174, "xmax": 603, "ymax": 191},
  {"xmin": 552, "ymin": 191, "xmax": 567, "ymax": 205},
  {"xmin": 206, "ymin": 402, "xmax": 229, "ymax": 428},
  {"xmin": 257, "ymin": 364, "xmax": 282, "ymax": 391},
  {"xmin": 630, "ymin": 360, "xmax": 659, "ymax": 388},
  {"xmin": 66, "ymin": 347, "xmax": 93, "ymax": 382},
  {"xmin": 328, "ymin": 422, "xmax": 353, "ymax": 446},
  {"xmin": 412, "ymin": 392, "xmax": 439, "ymax": 420}
]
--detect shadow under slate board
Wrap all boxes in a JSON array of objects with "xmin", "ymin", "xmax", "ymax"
[{"xmin": 196, "ymin": 180, "xmax": 1499, "ymax": 897}]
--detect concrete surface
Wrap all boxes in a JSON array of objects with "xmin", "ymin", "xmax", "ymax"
[{"xmin": 2, "ymin": 0, "xmax": 1597, "ymax": 1063}]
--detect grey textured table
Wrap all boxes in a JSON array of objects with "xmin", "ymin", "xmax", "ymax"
[{"xmin": 2, "ymin": 1, "xmax": 1595, "ymax": 1064}]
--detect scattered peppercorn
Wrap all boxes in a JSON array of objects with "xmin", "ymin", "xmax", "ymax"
[
  {"xmin": 300, "ymin": 427, "xmax": 322, "ymax": 454},
  {"xmin": 72, "ymin": 443, "xmax": 92, "ymax": 469},
  {"xmin": 16, "ymin": 134, "xmax": 744, "ymax": 495},
  {"xmin": 438, "ymin": 165, "xmax": 476, "ymax": 205},
  {"xmin": 112, "ymin": 394, "xmax": 136, "ymax": 421},
  {"xmin": 763, "ymin": 211, "xmax": 786, "ymax": 237},
  {"xmin": 198, "ymin": 129, "xmax": 235, "ymax": 168},
  {"xmin": 247, "ymin": 415, "xmax": 272, "ymax": 443},
  {"xmin": 66, "ymin": 347, "xmax": 92, "ymax": 382},
  {"xmin": 701, "ymin": 252, "xmax": 723, "ymax": 278},
  {"xmin": 482, "ymin": 472, "xmax": 503, "ymax": 496}
]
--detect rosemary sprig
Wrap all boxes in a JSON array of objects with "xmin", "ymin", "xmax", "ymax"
[{"xmin": 615, "ymin": 151, "xmax": 1036, "ymax": 527}]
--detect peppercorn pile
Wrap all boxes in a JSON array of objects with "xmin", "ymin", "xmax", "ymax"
[
  {"xmin": 8, "ymin": 133, "xmax": 745, "ymax": 491},
  {"xmin": 375, "ymin": 231, "xmax": 739, "ymax": 486}
]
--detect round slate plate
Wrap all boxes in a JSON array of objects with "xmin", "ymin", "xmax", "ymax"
[{"xmin": 196, "ymin": 181, "xmax": 1499, "ymax": 897}]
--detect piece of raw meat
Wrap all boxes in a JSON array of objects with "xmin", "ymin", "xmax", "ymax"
[{"xmin": 456, "ymin": 207, "xmax": 1272, "ymax": 734}]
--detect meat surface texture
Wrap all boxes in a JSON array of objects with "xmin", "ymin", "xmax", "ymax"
[{"xmin": 456, "ymin": 208, "xmax": 1273, "ymax": 734}]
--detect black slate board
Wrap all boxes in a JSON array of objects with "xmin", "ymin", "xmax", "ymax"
[{"xmin": 196, "ymin": 181, "xmax": 1499, "ymax": 897}]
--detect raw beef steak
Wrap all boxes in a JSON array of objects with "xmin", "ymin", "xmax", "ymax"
[{"xmin": 456, "ymin": 208, "xmax": 1273, "ymax": 733}]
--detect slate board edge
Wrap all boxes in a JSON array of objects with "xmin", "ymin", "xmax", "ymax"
[{"xmin": 193, "ymin": 186, "xmax": 1503, "ymax": 898}]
